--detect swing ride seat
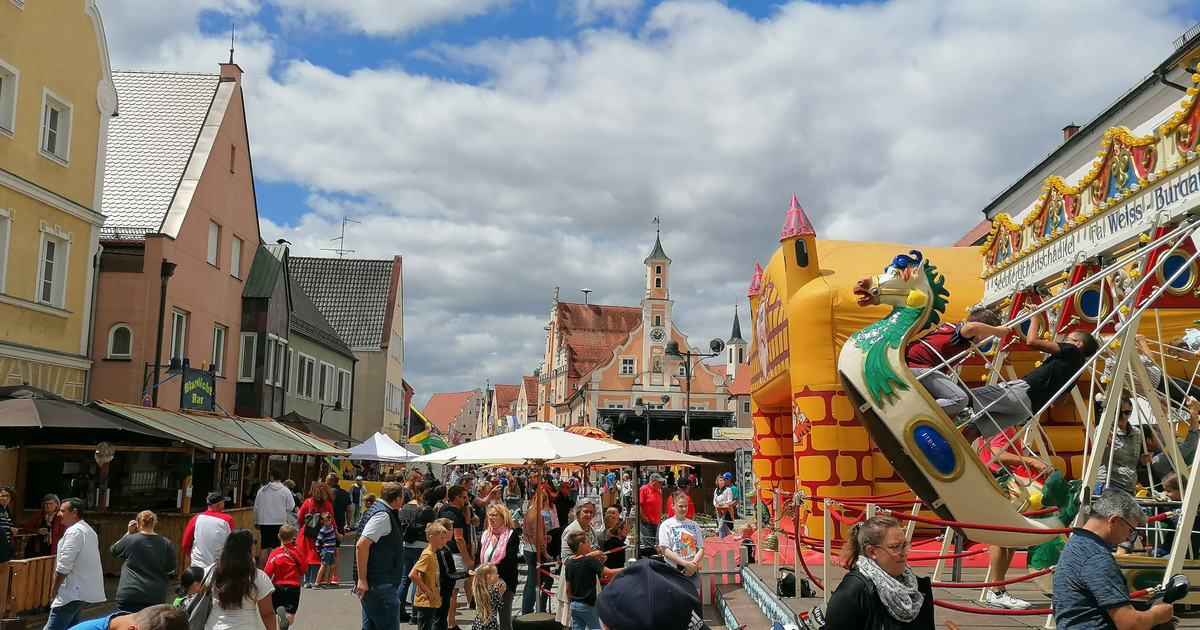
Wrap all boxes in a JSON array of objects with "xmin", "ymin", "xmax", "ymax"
[{"xmin": 836, "ymin": 250, "xmax": 1062, "ymax": 548}]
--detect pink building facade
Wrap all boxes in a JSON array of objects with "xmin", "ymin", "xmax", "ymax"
[{"xmin": 90, "ymin": 63, "xmax": 262, "ymax": 411}]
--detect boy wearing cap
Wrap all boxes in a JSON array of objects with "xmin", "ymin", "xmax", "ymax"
[
  {"xmin": 657, "ymin": 494, "xmax": 705, "ymax": 589},
  {"xmin": 182, "ymin": 492, "xmax": 235, "ymax": 568},
  {"xmin": 563, "ymin": 530, "xmax": 621, "ymax": 630}
]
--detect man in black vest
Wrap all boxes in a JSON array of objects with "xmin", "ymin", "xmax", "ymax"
[{"xmin": 355, "ymin": 482, "xmax": 407, "ymax": 630}]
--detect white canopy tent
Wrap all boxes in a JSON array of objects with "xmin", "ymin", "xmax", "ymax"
[
  {"xmin": 412, "ymin": 422, "xmax": 621, "ymax": 465},
  {"xmin": 346, "ymin": 431, "xmax": 419, "ymax": 462}
]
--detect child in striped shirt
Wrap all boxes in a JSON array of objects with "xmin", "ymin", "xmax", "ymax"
[{"xmin": 314, "ymin": 512, "xmax": 338, "ymax": 588}]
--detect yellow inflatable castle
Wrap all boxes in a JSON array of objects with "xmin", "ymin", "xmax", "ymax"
[{"xmin": 747, "ymin": 196, "xmax": 988, "ymax": 534}]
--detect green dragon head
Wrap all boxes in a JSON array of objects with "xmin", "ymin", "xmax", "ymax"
[{"xmin": 850, "ymin": 250, "xmax": 951, "ymax": 405}]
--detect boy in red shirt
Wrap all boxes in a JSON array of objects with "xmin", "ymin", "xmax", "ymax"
[{"xmin": 264, "ymin": 524, "xmax": 307, "ymax": 625}]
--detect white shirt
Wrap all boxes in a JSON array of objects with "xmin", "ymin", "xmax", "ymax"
[
  {"xmin": 253, "ymin": 482, "xmax": 296, "ymax": 526},
  {"xmin": 713, "ymin": 487, "xmax": 733, "ymax": 508},
  {"xmin": 657, "ymin": 517, "xmax": 705, "ymax": 569},
  {"xmin": 53, "ymin": 520, "xmax": 106, "ymax": 607},
  {"xmin": 360, "ymin": 506, "xmax": 396, "ymax": 542},
  {"xmin": 204, "ymin": 569, "xmax": 275, "ymax": 630}
]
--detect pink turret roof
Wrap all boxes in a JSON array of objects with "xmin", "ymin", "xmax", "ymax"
[
  {"xmin": 780, "ymin": 194, "xmax": 816, "ymax": 241},
  {"xmin": 748, "ymin": 262, "xmax": 763, "ymax": 297}
]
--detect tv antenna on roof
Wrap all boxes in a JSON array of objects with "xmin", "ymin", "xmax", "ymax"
[
  {"xmin": 322, "ymin": 216, "xmax": 361, "ymax": 258},
  {"xmin": 581, "ymin": 288, "xmax": 592, "ymax": 304}
]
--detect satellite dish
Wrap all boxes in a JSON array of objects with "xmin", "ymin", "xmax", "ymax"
[{"xmin": 95, "ymin": 442, "xmax": 115, "ymax": 467}]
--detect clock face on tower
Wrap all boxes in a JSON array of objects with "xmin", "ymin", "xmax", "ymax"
[{"xmin": 650, "ymin": 328, "xmax": 666, "ymax": 343}]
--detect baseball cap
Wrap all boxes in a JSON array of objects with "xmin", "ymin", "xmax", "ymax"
[
  {"xmin": 355, "ymin": 476, "xmax": 363, "ymax": 481},
  {"xmin": 597, "ymin": 559, "xmax": 711, "ymax": 630},
  {"xmin": 722, "ymin": 472, "xmax": 733, "ymax": 480},
  {"xmin": 205, "ymin": 491, "xmax": 226, "ymax": 506},
  {"xmin": 649, "ymin": 473, "xmax": 665, "ymax": 483}
]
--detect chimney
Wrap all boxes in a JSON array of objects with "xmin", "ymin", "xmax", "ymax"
[{"xmin": 1063, "ymin": 123, "xmax": 1080, "ymax": 142}]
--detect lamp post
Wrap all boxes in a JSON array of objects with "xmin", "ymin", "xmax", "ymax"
[
  {"xmin": 151, "ymin": 259, "xmax": 178, "ymax": 407},
  {"xmin": 663, "ymin": 338, "xmax": 725, "ymax": 453},
  {"xmin": 319, "ymin": 400, "xmax": 344, "ymax": 424}
]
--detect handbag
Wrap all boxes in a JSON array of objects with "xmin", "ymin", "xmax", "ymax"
[
  {"xmin": 303, "ymin": 510, "xmax": 321, "ymax": 538},
  {"xmin": 186, "ymin": 582, "xmax": 213, "ymax": 630}
]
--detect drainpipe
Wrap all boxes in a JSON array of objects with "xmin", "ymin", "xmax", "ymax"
[
  {"xmin": 347, "ymin": 359, "xmax": 356, "ymax": 440},
  {"xmin": 83, "ymin": 244, "xmax": 103, "ymax": 402},
  {"xmin": 151, "ymin": 258, "xmax": 177, "ymax": 407}
]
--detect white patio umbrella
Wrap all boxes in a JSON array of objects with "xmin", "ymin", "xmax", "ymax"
[
  {"xmin": 411, "ymin": 422, "xmax": 622, "ymax": 465},
  {"xmin": 346, "ymin": 431, "xmax": 418, "ymax": 462}
]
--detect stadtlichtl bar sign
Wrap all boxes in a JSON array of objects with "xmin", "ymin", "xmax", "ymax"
[{"xmin": 180, "ymin": 368, "xmax": 215, "ymax": 412}]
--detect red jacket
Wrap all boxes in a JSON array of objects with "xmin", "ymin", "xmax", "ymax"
[
  {"xmin": 264, "ymin": 543, "xmax": 307, "ymax": 586},
  {"xmin": 22, "ymin": 511, "xmax": 66, "ymax": 556}
]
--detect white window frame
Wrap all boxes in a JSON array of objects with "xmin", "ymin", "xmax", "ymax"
[
  {"xmin": 298, "ymin": 353, "xmax": 316, "ymax": 399},
  {"xmin": 169, "ymin": 310, "xmax": 187, "ymax": 362},
  {"xmin": 318, "ymin": 361, "xmax": 336, "ymax": 404},
  {"xmin": 264, "ymin": 335, "xmax": 277, "ymax": 384},
  {"xmin": 230, "ymin": 235, "xmax": 242, "ymax": 279},
  {"xmin": 391, "ymin": 332, "xmax": 403, "ymax": 363},
  {"xmin": 0, "ymin": 208, "xmax": 11, "ymax": 294},
  {"xmin": 38, "ymin": 88, "xmax": 72, "ymax": 164},
  {"xmin": 743, "ymin": 401, "xmax": 751, "ymax": 413},
  {"xmin": 35, "ymin": 223, "xmax": 71, "ymax": 308},
  {"xmin": 211, "ymin": 324, "xmax": 227, "ymax": 376},
  {"xmin": 273, "ymin": 338, "xmax": 287, "ymax": 386},
  {"xmin": 207, "ymin": 221, "xmax": 220, "ymax": 266},
  {"xmin": 677, "ymin": 364, "xmax": 687, "ymax": 378},
  {"xmin": 107, "ymin": 324, "xmax": 132, "ymax": 359},
  {"xmin": 238, "ymin": 333, "xmax": 257, "ymax": 382},
  {"xmin": 338, "ymin": 368, "xmax": 352, "ymax": 407},
  {"xmin": 619, "ymin": 357, "xmax": 636, "ymax": 376},
  {"xmin": 0, "ymin": 59, "xmax": 18, "ymax": 136}
]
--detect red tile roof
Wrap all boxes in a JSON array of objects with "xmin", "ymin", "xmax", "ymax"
[
  {"xmin": 522, "ymin": 376, "xmax": 539, "ymax": 408},
  {"xmin": 494, "ymin": 385, "xmax": 522, "ymax": 417},
  {"xmin": 556, "ymin": 302, "xmax": 642, "ymax": 378},
  {"xmin": 422, "ymin": 392, "xmax": 474, "ymax": 433},
  {"xmin": 649, "ymin": 439, "xmax": 753, "ymax": 454},
  {"xmin": 709, "ymin": 364, "xmax": 727, "ymax": 377},
  {"xmin": 953, "ymin": 219, "xmax": 992, "ymax": 247},
  {"xmin": 726, "ymin": 373, "xmax": 751, "ymax": 396}
]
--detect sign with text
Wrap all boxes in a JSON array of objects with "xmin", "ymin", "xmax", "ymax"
[
  {"xmin": 983, "ymin": 162, "xmax": 1200, "ymax": 304},
  {"xmin": 179, "ymin": 368, "xmax": 215, "ymax": 412},
  {"xmin": 712, "ymin": 427, "xmax": 753, "ymax": 439}
]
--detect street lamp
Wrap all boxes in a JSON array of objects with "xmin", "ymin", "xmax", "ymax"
[
  {"xmin": 151, "ymin": 259, "xmax": 178, "ymax": 407},
  {"xmin": 319, "ymin": 400, "xmax": 344, "ymax": 423},
  {"xmin": 663, "ymin": 338, "xmax": 725, "ymax": 453}
]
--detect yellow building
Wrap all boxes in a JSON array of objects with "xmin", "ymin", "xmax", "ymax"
[{"xmin": 0, "ymin": 1, "xmax": 116, "ymax": 400}]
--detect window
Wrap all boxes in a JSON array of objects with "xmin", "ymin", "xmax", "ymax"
[
  {"xmin": 743, "ymin": 401, "xmax": 751, "ymax": 413},
  {"xmin": 795, "ymin": 239, "xmax": 809, "ymax": 267},
  {"xmin": 0, "ymin": 60, "xmax": 17, "ymax": 134},
  {"xmin": 274, "ymin": 339, "xmax": 286, "ymax": 386},
  {"xmin": 207, "ymin": 222, "xmax": 219, "ymax": 266},
  {"xmin": 263, "ymin": 337, "xmax": 275, "ymax": 384},
  {"xmin": 211, "ymin": 325, "xmax": 227, "ymax": 375},
  {"xmin": 169, "ymin": 310, "xmax": 187, "ymax": 362},
  {"xmin": 319, "ymin": 362, "xmax": 336, "ymax": 403},
  {"xmin": 738, "ymin": 347, "xmax": 744, "ymax": 364},
  {"xmin": 39, "ymin": 90, "xmax": 72, "ymax": 163},
  {"xmin": 238, "ymin": 333, "xmax": 256, "ymax": 382},
  {"xmin": 36, "ymin": 227, "xmax": 70, "ymax": 308},
  {"xmin": 385, "ymin": 382, "xmax": 403, "ymax": 413},
  {"xmin": 0, "ymin": 208, "xmax": 11, "ymax": 293},
  {"xmin": 285, "ymin": 349, "xmax": 294, "ymax": 394},
  {"xmin": 677, "ymin": 364, "xmax": 687, "ymax": 377},
  {"xmin": 606, "ymin": 403, "xmax": 624, "ymax": 408},
  {"xmin": 229, "ymin": 145, "xmax": 236, "ymax": 173},
  {"xmin": 620, "ymin": 358, "xmax": 635, "ymax": 375},
  {"xmin": 391, "ymin": 332, "xmax": 403, "ymax": 363},
  {"xmin": 297, "ymin": 354, "xmax": 315, "ymax": 399},
  {"xmin": 655, "ymin": 265, "xmax": 662, "ymax": 274},
  {"xmin": 338, "ymin": 369, "xmax": 352, "ymax": 407},
  {"xmin": 107, "ymin": 324, "xmax": 132, "ymax": 359},
  {"xmin": 654, "ymin": 315, "xmax": 661, "ymax": 326},
  {"xmin": 230, "ymin": 236, "xmax": 242, "ymax": 279},
  {"xmin": 690, "ymin": 404, "xmax": 707, "ymax": 411},
  {"xmin": 655, "ymin": 277, "xmax": 662, "ymax": 289}
]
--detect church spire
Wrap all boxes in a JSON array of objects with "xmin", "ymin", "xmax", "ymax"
[
  {"xmin": 644, "ymin": 215, "xmax": 671, "ymax": 264},
  {"xmin": 728, "ymin": 305, "xmax": 746, "ymax": 344}
]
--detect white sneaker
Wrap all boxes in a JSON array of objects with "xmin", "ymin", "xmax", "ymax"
[{"xmin": 985, "ymin": 590, "xmax": 1031, "ymax": 610}]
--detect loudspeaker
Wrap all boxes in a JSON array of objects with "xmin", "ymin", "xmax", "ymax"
[{"xmin": 513, "ymin": 613, "xmax": 563, "ymax": 630}]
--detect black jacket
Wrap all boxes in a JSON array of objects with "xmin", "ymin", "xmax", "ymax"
[{"xmin": 825, "ymin": 568, "xmax": 935, "ymax": 630}]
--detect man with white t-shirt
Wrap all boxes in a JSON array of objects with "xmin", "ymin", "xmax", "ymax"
[
  {"xmin": 44, "ymin": 498, "xmax": 105, "ymax": 630},
  {"xmin": 183, "ymin": 492, "xmax": 236, "ymax": 567},
  {"xmin": 657, "ymin": 493, "xmax": 705, "ymax": 591},
  {"xmin": 355, "ymin": 483, "xmax": 408, "ymax": 630}
]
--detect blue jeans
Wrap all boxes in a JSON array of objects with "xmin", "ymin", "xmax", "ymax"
[
  {"xmin": 521, "ymin": 550, "xmax": 552, "ymax": 614},
  {"xmin": 360, "ymin": 583, "xmax": 400, "ymax": 630},
  {"xmin": 397, "ymin": 545, "xmax": 424, "ymax": 615},
  {"xmin": 570, "ymin": 601, "xmax": 600, "ymax": 630},
  {"xmin": 44, "ymin": 600, "xmax": 87, "ymax": 630}
]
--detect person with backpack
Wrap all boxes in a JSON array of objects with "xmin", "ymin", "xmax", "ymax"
[
  {"xmin": 263, "ymin": 525, "xmax": 305, "ymax": 626},
  {"xmin": 294, "ymin": 483, "xmax": 334, "ymax": 588}
]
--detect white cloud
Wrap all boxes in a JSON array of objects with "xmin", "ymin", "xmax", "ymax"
[
  {"xmin": 566, "ymin": 0, "xmax": 645, "ymax": 25},
  {"xmin": 104, "ymin": 0, "xmax": 1194, "ymax": 403},
  {"xmin": 266, "ymin": 0, "xmax": 521, "ymax": 37}
]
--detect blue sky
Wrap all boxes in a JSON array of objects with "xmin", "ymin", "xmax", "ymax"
[{"xmin": 101, "ymin": 0, "xmax": 1200, "ymax": 406}]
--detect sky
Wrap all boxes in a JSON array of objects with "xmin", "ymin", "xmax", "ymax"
[{"xmin": 96, "ymin": 0, "xmax": 1200, "ymax": 407}]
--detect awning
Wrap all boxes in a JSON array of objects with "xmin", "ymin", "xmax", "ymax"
[
  {"xmin": 276, "ymin": 411, "xmax": 360, "ymax": 446},
  {"xmin": 92, "ymin": 401, "xmax": 349, "ymax": 456},
  {"xmin": 648, "ymin": 439, "xmax": 752, "ymax": 454}
]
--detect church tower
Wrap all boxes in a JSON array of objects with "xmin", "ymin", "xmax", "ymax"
[
  {"xmin": 643, "ymin": 220, "xmax": 674, "ymax": 374},
  {"xmin": 726, "ymin": 305, "xmax": 747, "ymax": 380},
  {"xmin": 780, "ymin": 194, "xmax": 819, "ymax": 299}
]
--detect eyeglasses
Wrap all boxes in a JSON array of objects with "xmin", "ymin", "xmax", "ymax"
[
  {"xmin": 871, "ymin": 541, "xmax": 912, "ymax": 555},
  {"xmin": 1119, "ymin": 408, "xmax": 1133, "ymax": 418},
  {"xmin": 1118, "ymin": 515, "xmax": 1142, "ymax": 540}
]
